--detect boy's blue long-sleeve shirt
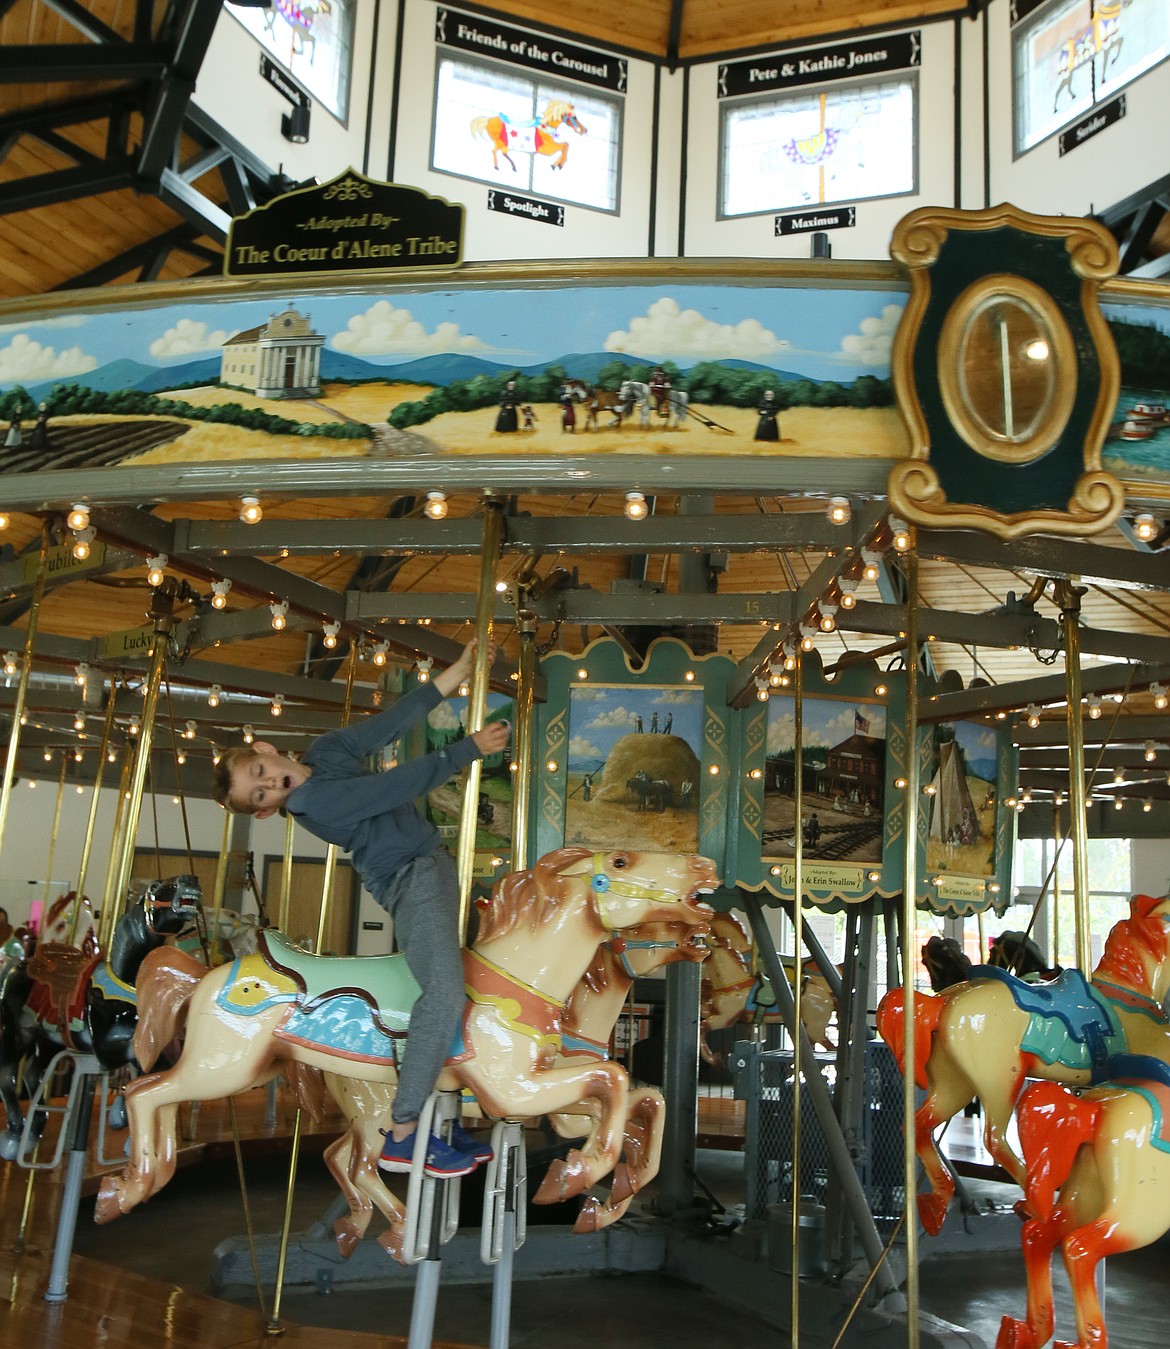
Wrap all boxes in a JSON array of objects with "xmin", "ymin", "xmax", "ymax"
[{"xmin": 284, "ymin": 682, "xmax": 481, "ymax": 900}]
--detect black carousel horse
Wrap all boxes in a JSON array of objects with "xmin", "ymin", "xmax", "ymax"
[
  {"xmin": 986, "ymin": 928, "xmax": 1062, "ymax": 981},
  {"xmin": 0, "ymin": 874, "xmax": 202, "ymax": 1158},
  {"xmin": 922, "ymin": 935, "xmax": 972, "ymax": 992}
]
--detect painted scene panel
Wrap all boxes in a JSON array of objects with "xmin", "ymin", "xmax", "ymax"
[
  {"xmin": 763, "ymin": 695, "xmax": 886, "ymax": 863},
  {"xmin": 924, "ymin": 720, "xmax": 998, "ymax": 878},
  {"xmin": 425, "ymin": 691, "xmax": 515, "ymax": 860},
  {"xmin": 564, "ymin": 684, "xmax": 703, "ymax": 852}
]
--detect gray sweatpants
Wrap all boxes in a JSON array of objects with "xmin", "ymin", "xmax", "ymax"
[{"xmin": 375, "ymin": 847, "xmax": 465, "ymax": 1126}]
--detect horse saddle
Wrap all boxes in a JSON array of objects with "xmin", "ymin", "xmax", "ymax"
[
  {"xmin": 972, "ymin": 964, "xmax": 1123, "ymax": 1076},
  {"xmin": 223, "ymin": 931, "xmax": 423, "ymax": 1066},
  {"xmin": 26, "ymin": 942, "xmax": 101, "ymax": 1027}
]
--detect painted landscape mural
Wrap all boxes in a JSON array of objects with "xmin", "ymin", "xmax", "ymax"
[
  {"xmin": 1101, "ymin": 302, "xmax": 1170, "ymax": 481},
  {"xmin": 0, "ymin": 280, "xmax": 911, "ymax": 472},
  {"xmin": 924, "ymin": 719, "xmax": 998, "ymax": 878}
]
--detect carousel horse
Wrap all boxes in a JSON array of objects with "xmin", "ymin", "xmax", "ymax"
[
  {"xmin": 877, "ymin": 892, "xmax": 1170, "ymax": 1235},
  {"xmin": 988, "ymin": 930, "xmax": 1063, "ymax": 982},
  {"xmin": 305, "ymin": 916, "xmax": 713, "ymax": 1260},
  {"xmin": 0, "ymin": 877, "xmax": 201, "ymax": 1157},
  {"xmin": 95, "ymin": 848, "xmax": 717, "ymax": 1227},
  {"xmin": 922, "ymin": 935, "xmax": 972, "ymax": 991},
  {"xmin": 470, "ymin": 99, "xmax": 586, "ymax": 172},
  {"xmin": 701, "ymin": 912, "xmax": 837, "ymax": 1061},
  {"xmin": 997, "ymin": 1054, "xmax": 1170, "ymax": 1349}
]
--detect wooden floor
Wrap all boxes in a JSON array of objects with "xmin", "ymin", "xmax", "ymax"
[{"xmin": 0, "ymin": 1087, "xmax": 478, "ymax": 1349}]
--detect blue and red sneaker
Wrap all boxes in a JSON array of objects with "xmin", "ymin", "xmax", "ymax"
[
  {"xmin": 378, "ymin": 1130, "xmax": 476, "ymax": 1178},
  {"xmin": 447, "ymin": 1121, "xmax": 493, "ymax": 1165}
]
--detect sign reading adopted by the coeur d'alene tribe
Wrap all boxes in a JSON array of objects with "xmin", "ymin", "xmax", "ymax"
[{"xmin": 224, "ymin": 171, "xmax": 465, "ymax": 279}]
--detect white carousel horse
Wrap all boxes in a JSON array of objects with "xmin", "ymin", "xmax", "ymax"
[{"xmin": 95, "ymin": 848, "xmax": 717, "ymax": 1232}]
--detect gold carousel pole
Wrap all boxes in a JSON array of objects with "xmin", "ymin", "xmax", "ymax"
[
  {"xmin": 278, "ymin": 811, "xmax": 295, "ymax": 931},
  {"xmin": 207, "ymin": 810, "xmax": 232, "ymax": 964},
  {"xmin": 0, "ymin": 530, "xmax": 48, "ymax": 861},
  {"xmin": 106, "ymin": 590, "xmax": 175, "ymax": 931},
  {"xmin": 42, "ymin": 755, "xmax": 68, "ymax": 904},
  {"xmin": 456, "ymin": 497, "xmax": 504, "ymax": 933},
  {"xmin": 73, "ymin": 684, "xmax": 118, "ymax": 906},
  {"xmin": 901, "ymin": 536, "xmax": 922, "ymax": 1349},
  {"xmin": 1056, "ymin": 580, "xmax": 1092, "ymax": 974},
  {"xmin": 269, "ymin": 644, "xmax": 358, "ymax": 1334},
  {"xmin": 790, "ymin": 645, "xmax": 805, "ymax": 1349},
  {"xmin": 510, "ymin": 593, "xmax": 537, "ymax": 871},
  {"xmin": 98, "ymin": 741, "xmax": 135, "ymax": 950}
]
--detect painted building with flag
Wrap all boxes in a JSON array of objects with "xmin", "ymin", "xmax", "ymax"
[{"xmin": 819, "ymin": 711, "xmax": 884, "ymax": 809}]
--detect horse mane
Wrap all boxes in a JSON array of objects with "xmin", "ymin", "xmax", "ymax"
[
  {"xmin": 542, "ymin": 99, "xmax": 571, "ymax": 123},
  {"xmin": 475, "ymin": 846, "xmax": 594, "ymax": 945},
  {"xmin": 1095, "ymin": 894, "xmax": 1170, "ymax": 993}
]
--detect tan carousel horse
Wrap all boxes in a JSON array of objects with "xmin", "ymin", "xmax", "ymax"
[
  {"xmin": 997, "ymin": 1056, "xmax": 1170, "ymax": 1349},
  {"xmin": 470, "ymin": 99, "xmax": 587, "ymax": 172},
  {"xmin": 701, "ymin": 911, "xmax": 837, "ymax": 1063},
  {"xmin": 877, "ymin": 892, "xmax": 1170, "ymax": 1235},
  {"xmin": 96, "ymin": 848, "xmax": 716, "ymax": 1231},
  {"xmin": 315, "ymin": 917, "xmax": 711, "ymax": 1260}
]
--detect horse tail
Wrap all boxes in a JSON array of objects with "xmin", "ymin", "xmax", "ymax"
[
  {"xmin": 876, "ymin": 987, "xmax": 942, "ymax": 1090},
  {"xmin": 1017, "ymin": 1079, "xmax": 1101, "ymax": 1221},
  {"xmin": 132, "ymin": 947, "xmax": 207, "ymax": 1070},
  {"xmin": 470, "ymin": 116, "xmax": 490, "ymax": 140}
]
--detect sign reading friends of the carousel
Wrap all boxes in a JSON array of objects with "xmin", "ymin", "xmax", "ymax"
[{"xmin": 224, "ymin": 171, "xmax": 465, "ymax": 279}]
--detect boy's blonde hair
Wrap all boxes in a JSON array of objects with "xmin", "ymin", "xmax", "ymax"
[{"xmin": 211, "ymin": 744, "xmax": 260, "ymax": 811}]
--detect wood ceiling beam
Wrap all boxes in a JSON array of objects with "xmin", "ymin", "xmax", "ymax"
[
  {"xmin": 137, "ymin": 0, "xmax": 225, "ymax": 185},
  {"xmin": 923, "ymin": 661, "xmax": 1170, "ymax": 721},
  {"xmin": 0, "ymin": 159, "xmax": 137, "ymax": 214},
  {"xmin": 37, "ymin": 0, "xmax": 124, "ymax": 45},
  {"xmin": 0, "ymin": 44, "xmax": 166, "ymax": 83},
  {"xmin": 919, "ymin": 528, "xmax": 1170, "ymax": 592},
  {"xmin": 1015, "ymin": 714, "xmax": 1170, "ymax": 746}
]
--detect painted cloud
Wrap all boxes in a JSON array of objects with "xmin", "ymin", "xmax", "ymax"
[
  {"xmin": 839, "ymin": 303, "xmax": 903, "ymax": 366},
  {"xmin": 606, "ymin": 297, "xmax": 791, "ymax": 360},
  {"xmin": 150, "ymin": 319, "xmax": 231, "ymax": 359},
  {"xmin": 0, "ymin": 333, "xmax": 97, "ymax": 384},
  {"xmin": 332, "ymin": 301, "xmax": 491, "ymax": 357}
]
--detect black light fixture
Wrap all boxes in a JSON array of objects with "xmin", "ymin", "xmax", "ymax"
[{"xmin": 281, "ymin": 102, "xmax": 311, "ymax": 144}]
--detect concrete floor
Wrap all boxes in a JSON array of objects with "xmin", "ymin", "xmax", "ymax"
[{"xmin": 69, "ymin": 1149, "xmax": 1170, "ymax": 1348}]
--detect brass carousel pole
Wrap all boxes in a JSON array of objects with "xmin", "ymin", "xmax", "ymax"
[
  {"xmin": 510, "ymin": 591, "xmax": 537, "ymax": 871},
  {"xmin": 278, "ymin": 811, "xmax": 295, "ymax": 931},
  {"xmin": 790, "ymin": 646, "xmax": 805, "ymax": 1349},
  {"xmin": 901, "ymin": 537, "xmax": 922, "ymax": 1349},
  {"xmin": 98, "ymin": 741, "xmax": 135, "ymax": 951},
  {"xmin": 42, "ymin": 755, "xmax": 68, "ymax": 904},
  {"xmin": 0, "ymin": 530, "xmax": 48, "ymax": 860},
  {"xmin": 73, "ymin": 685, "xmax": 118, "ymax": 906},
  {"xmin": 456, "ymin": 497, "xmax": 504, "ymax": 933},
  {"xmin": 1056, "ymin": 580, "xmax": 1092, "ymax": 974},
  {"xmin": 269, "ymin": 644, "xmax": 358, "ymax": 1334},
  {"xmin": 106, "ymin": 585, "xmax": 176, "ymax": 932},
  {"xmin": 208, "ymin": 810, "xmax": 232, "ymax": 964}
]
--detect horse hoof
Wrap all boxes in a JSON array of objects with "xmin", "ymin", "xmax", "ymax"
[
  {"xmin": 533, "ymin": 1158, "xmax": 567, "ymax": 1204},
  {"xmin": 610, "ymin": 1163, "xmax": 635, "ymax": 1204},
  {"xmin": 334, "ymin": 1218, "xmax": 361, "ymax": 1259},
  {"xmin": 93, "ymin": 1178, "xmax": 125, "ymax": 1225},
  {"xmin": 995, "ymin": 1316, "xmax": 1037, "ymax": 1349},
  {"xmin": 917, "ymin": 1191, "xmax": 949, "ymax": 1237},
  {"xmin": 107, "ymin": 1096, "xmax": 128, "ymax": 1131},
  {"xmin": 377, "ymin": 1225, "xmax": 408, "ymax": 1265},
  {"xmin": 0, "ymin": 1130, "xmax": 20, "ymax": 1162},
  {"xmin": 573, "ymin": 1197, "xmax": 601, "ymax": 1234}
]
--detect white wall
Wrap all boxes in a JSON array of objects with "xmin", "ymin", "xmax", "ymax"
[
  {"xmin": 0, "ymin": 781, "xmax": 389, "ymax": 955},
  {"xmin": 986, "ymin": 0, "xmax": 1170, "ymax": 215},
  {"xmin": 393, "ymin": 2, "xmax": 659, "ymax": 262},
  {"xmin": 682, "ymin": 23, "xmax": 956, "ymax": 261},
  {"xmin": 1133, "ymin": 837, "xmax": 1170, "ymax": 898}
]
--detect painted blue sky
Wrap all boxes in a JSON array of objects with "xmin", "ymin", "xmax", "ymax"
[
  {"xmin": 951, "ymin": 719, "xmax": 996, "ymax": 769},
  {"xmin": 568, "ymin": 684, "xmax": 704, "ymax": 769},
  {"xmin": 0, "ymin": 283, "xmax": 905, "ymax": 387},
  {"xmin": 766, "ymin": 694, "xmax": 887, "ymax": 756}
]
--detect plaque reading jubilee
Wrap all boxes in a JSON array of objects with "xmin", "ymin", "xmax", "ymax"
[{"xmin": 225, "ymin": 171, "xmax": 465, "ymax": 279}]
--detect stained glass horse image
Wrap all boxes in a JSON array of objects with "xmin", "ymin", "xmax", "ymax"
[
  {"xmin": 470, "ymin": 100, "xmax": 586, "ymax": 172},
  {"xmin": 997, "ymin": 1055, "xmax": 1170, "ymax": 1349},
  {"xmin": 95, "ymin": 848, "xmax": 717, "ymax": 1227},
  {"xmin": 877, "ymin": 893, "xmax": 1170, "ymax": 1235}
]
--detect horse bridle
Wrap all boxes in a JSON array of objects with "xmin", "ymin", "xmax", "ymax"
[{"xmin": 588, "ymin": 852, "xmax": 692, "ymax": 930}]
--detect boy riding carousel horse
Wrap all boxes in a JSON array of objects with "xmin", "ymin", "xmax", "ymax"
[{"xmin": 214, "ymin": 638, "xmax": 510, "ymax": 1178}]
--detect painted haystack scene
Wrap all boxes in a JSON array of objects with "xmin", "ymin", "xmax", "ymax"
[
  {"xmin": 762, "ymin": 697, "xmax": 886, "ymax": 864},
  {"xmin": 425, "ymin": 692, "xmax": 515, "ymax": 858},
  {"xmin": 0, "ymin": 283, "xmax": 910, "ymax": 472},
  {"xmin": 564, "ymin": 684, "xmax": 703, "ymax": 851},
  {"xmin": 924, "ymin": 720, "xmax": 998, "ymax": 877}
]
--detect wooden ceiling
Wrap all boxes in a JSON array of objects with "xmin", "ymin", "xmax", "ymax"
[{"xmin": 2, "ymin": 0, "xmax": 1170, "ymax": 813}]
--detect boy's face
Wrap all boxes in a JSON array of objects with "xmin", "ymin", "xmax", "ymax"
[{"xmin": 229, "ymin": 743, "xmax": 310, "ymax": 818}]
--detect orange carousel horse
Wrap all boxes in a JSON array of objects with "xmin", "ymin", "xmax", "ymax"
[
  {"xmin": 96, "ymin": 848, "xmax": 716, "ymax": 1233},
  {"xmin": 470, "ymin": 99, "xmax": 586, "ymax": 172},
  {"xmin": 997, "ymin": 1054, "xmax": 1170, "ymax": 1349},
  {"xmin": 877, "ymin": 893, "xmax": 1170, "ymax": 1235}
]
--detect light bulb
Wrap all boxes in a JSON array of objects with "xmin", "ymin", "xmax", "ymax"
[
  {"xmin": 207, "ymin": 684, "xmax": 221, "ymax": 708},
  {"xmin": 818, "ymin": 603, "xmax": 838, "ymax": 633},
  {"xmin": 176, "ymin": 752, "xmax": 186, "ymax": 765},
  {"xmin": 889, "ymin": 516, "xmax": 911, "ymax": 551},
  {"xmin": 270, "ymin": 600, "xmax": 289, "ymax": 631},
  {"xmin": 826, "ymin": 496, "xmax": 851, "ymax": 525},
  {"xmin": 2, "ymin": 652, "xmax": 17, "ymax": 676},
  {"xmin": 1153, "ymin": 682, "xmax": 1169, "ymax": 710},
  {"xmin": 239, "ymin": 495, "xmax": 263, "ymax": 524},
  {"xmin": 839, "ymin": 581, "xmax": 857, "ymax": 609},
  {"xmin": 185, "ymin": 720, "xmax": 197, "ymax": 740},
  {"xmin": 372, "ymin": 641, "xmax": 388, "ymax": 667},
  {"xmin": 1134, "ymin": 513, "xmax": 1159, "ymax": 543},
  {"xmin": 1145, "ymin": 740, "xmax": 1157, "ymax": 762},
  {"xmin": 0, "ymin": 513, "xmax": 8, "ymax": 530},
  {"xmin": 416, "ymin": 657, "xmax": 432, "ymax": 683},
  {"xmin": 210, "ymin": 579, "xmax": 231, "ymax": 609},
  {"xmin": 322, "ymin": 621, "xmax": 340, "ymax": 649},
  {"xmin": 72, "ymin": 526, "xmax": 96, "ymax": 560},
  {"xmin": 74, "ymin": 662, "xmax": 89, "ymax": 686},
  {"xmin": 270, "ymin": 695, "xmax": 284, "ymax": 717},
  {"xmin": 1087, "ymin": 695, "xmax": 1102, "ymax": 719},
  {"xmin": 624, "ymin": 491, "xmax": 648, "ymax": 521},
  {"xmin": 73, "ymin": 711, "xmax": 85, "ymax": 730},
  {"xmin": 242, "ymin": 724, "xmax": 254, "ymax": 744},
  {"xmin": 755, "ymin": 677, "xmax": 769, "ymax": 702},
  {"xmin": 423, "ymin": 491, "xmax": 448, "ymax": 520},
  {"xmin": 66, "ymin": 503, "xmax": 89, "ymax": 532},
  {"xmin": 1026, "ymin": 704, "xmax": 1040, "ymax": 728},
  {"xmin": 146, "ymin": 553, "xmax": 167, "ymax": 587}
]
